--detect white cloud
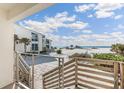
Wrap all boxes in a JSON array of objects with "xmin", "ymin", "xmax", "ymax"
[
  {"xmin": 75, "ymin": 3, "xmax": 124, "ymax": 19},
  {"xmin": 64, "ymin": 21, "xmax": 88, "ymax": 30},
  {"xmin": 94, "ymin": 3, "xmax": 124, "ymax": 19},
  {"xmin": 22, "ymin": 11, "xmax": 88, "ymax": 34},
  {"xmin": 94, "ymin": 3, "xmax": 124, "ymax": 11},
  {"xmin": 73, "ymin": 29, "xmax": 92, "ymax": 33},
  {"xmin": 94, "ymin": 3, "xmax": 124, "ymax": 18},
  {"xmin": 75, "ymin": 4, "xmax": 95, "ymax": 12},
  {"xmin": 46, "ymin": 31, "xmax": 124, "ymax": 46},
  {"xmin": 114, "ymin": 15, "xmax": 123, "ymax": 19},
  {"xmin": 95, "ymin": 10, "xmax": 114, "ymax": 18},
  {"xmin": 82, "ymin": 30, "xmax": 92, "ymax": 33},
  {"xmin": 88, "ymin": 14, "xmax": 93, "ymax": 18},
  {"xmin": 117, "ymin": 24, "xmax": 124, "ymax": 29}
]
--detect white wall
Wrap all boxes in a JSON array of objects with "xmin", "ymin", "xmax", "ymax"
[{"xmin": 0, "ymin": 10, "xmax": 14, "ymax": 88}]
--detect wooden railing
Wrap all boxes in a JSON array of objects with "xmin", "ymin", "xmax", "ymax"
[
  {"xmin": 42, "ymin": 57, "xmax": 124, "ymax": 89},
  {"xmin": 14, "ymin": 52, "xmax": 37, "ymax": 89}
]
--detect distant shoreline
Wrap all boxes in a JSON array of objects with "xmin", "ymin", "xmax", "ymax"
[
  {"xmin": 57, "ymin": 46, "xmax": 111, "ymax": 49},
  {"xmin": 80, "ymin": 46, "xmax": 111, "ymax": 49}
]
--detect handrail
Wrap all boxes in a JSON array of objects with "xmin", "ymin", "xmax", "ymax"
[
  {"xmin": 18, "ymin": 82, "xmax": 30, "ymax": 89},
  {"xmin": 73, "ymin": 57, "xmax": 124, "ymax": 64},
  {"xmin": 18, "ymin": 54, "xmax": 30, "ymax": 70},
  {"xmin": 19, "ymin": 59, "xmax": 29, "ymax": 74},
  {"xmin": 21, "ymin": 53, "xmax": 39, "ymax": 56}
]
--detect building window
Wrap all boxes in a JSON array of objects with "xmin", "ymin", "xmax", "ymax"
[
  {"xmin": 46, "ymin": 39, "xmax": 50, "ymax": 44},
  {"xmin": 32, "ymin": 44, "xmax": 38, "ymax": 51},
  {"xmin": 32, "ymin": 33, "xmax": 38, "ymax": 41}
]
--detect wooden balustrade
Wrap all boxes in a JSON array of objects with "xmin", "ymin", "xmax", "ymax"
[{"xmin": 42, "ymin": 57, "xmax": 124, "ymax": 89}]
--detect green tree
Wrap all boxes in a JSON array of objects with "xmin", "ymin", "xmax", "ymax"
[
  {"xmin": 111, "ymin": 43, "xmax": 124, "ymax": 55},
  {"xmin": 14, "ymin": 34, "xmax": 19, "ymax": 51},
  {"xmin": 19, "ymin": 38, "xmax": 30, "ymax": 53}
]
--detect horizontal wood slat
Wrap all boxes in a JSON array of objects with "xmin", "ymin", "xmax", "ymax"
[
  {"xmin": 78, "ymin": 63, "xmax": 113, "ymax": 72},
  {"xmin": 78, "ymin": 83, "xmax": 96, "ymax": 89},
  {"xmin": 44, "ymin": 79, "xmax": 59, "ymax": 86},
  {"xmin": 64, "ymin": 59, "xmax": 75, "ymax": 66},
  {"xmin": 78, "ymin": 67, "xmax": 114, "ymax": 77},
  {"xmin": 44, "ymin": 70, "xmax": 59, "ymax": 79},
  {"xmin": 64, "ymin": 68, "xmax": 75, "ymax": 75},
  {"xmin": 44, "ymin": 72, "xmax": 75, "ymax": 85},
  {"xmin": 44, "ymin": 68, "xmax": 75, "ymax": 81},
  {"xmin": 45, "ymin": 83, "xmax": 59, "ymax": 89},
  {"xmin": 76, "ymin": 57, "xmax": 115, "ymax": 65},
  {"xmin": 43, "ymin": 67, "xmax": 59, "ymax": 76},
  {"xmin": 63, "ymin": 82, "xmax": 75, "ymax": 88},
  {"xmin": 64, "ymin": 64, "xmax": 75, "ymax": 71},
  {"xmin": 78, "ymin": 78, "xmax": 113, "ymax": 89},
  {"xmin": 43, "ymin": 59, "xmax": 75, "ymax": 77},
  {"xmin": 44, "ymin": 74, "xmax": 59, "ymax": 82},
  {"xmin": 78, "ymin": 73, "xmax": 114, "ymax": 84}
]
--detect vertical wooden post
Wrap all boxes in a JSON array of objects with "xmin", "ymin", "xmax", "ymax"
[
  {"xmin": 75, "ymin": 58, "xmax": 78, "ymax": 89},
  {"xmin": 58, "ymin": 58, "xmax": 61, "ymax": 88},
  {"xmin": 61, "ymin": 58, "xmax": 64, "ymax": 89},
  {"xmin": 114, "ymin": 62, "xmax": 119, "ymax": 89},
  {"xmin": 42, "ymin": 75, "xmax": 45, "ymax": 89},
  {"xmin": 32, "ymin": 54, "xmax": 35, "ymax": 89},
  {"xmin": 58, "ymin": 57, "xmax": 64, "ymax": 88},
  {"xmin": 120, "ymin": 63, "xmax": 124, "ymax": 89}
]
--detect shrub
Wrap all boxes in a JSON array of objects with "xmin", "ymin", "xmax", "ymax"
[
  {"xmin": 69, "ymin": 52, "xmax": 93, "ymax": 58},
  {"xmin": 93, "ymin": 53, "xmax": 124, "ymax": 62},
  {"xmin": 56, "ymin": 49, "xmax": 62, "ymax": 54}
]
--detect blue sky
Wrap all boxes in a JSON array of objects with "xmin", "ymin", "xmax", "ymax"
[{"xmin": 17, "ymin": 3, "xmax": 124, "ymax": 47}]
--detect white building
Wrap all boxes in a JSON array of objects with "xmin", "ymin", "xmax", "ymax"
[{"xmin": 15, "ymin": 25, "xmax": 52, "ymax": 54}]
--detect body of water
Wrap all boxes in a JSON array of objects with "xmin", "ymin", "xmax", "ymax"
[{"xmin": 80, "ymin": 46, "xmax": 111, "ymax": 49}]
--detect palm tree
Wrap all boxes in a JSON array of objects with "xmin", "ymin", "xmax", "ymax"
[
  {"xmin": 70, "ymin": 45, "xmax": 74, "ymax": 49},
  {"xmin": 14, "ymin": 34, "xmax": 19, "ymax": 51},
  {"xmin": 19, "ymin": 38, "xmax": 30, "ymax": 53}
]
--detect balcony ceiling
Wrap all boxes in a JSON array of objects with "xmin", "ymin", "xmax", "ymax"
[
  {"xmin": 0, "ymin": 3, "xmax": 54, "ymax": 21},
  {"xmin": 0, "ymin": 3, "xmax": 36, "ymax": 11}
]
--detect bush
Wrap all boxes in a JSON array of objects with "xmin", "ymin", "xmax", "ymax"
[
  {"xmin": 56, "ymin": 49, "xmax": 62, "ymax": 54},
  {"xmin": 93, "ymin": 53, "xmax": 124, "ymax": 62},
  {"xmin": 69, "ymin": 52, "xmax": 93, "ymax": 58}
]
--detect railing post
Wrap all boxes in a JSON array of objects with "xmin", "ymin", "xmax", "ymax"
[
  {"xmin": 42, "ymin": 75, "xmax": 45, "ymax": 89},
  {"xmin": 58, "ymin": 57, "xmax": 64, "ymax": 89},
  {"xmin": 61, "ymin": 58, "xmax": 64, "ymax": 89},
  {"xmin": 114, "ymin": 62, "xmax": 119, "ymax": 89},
  {"xmin": 58, "ymin": 58, "xmax": 61, "ymax": 88},
  {"xmin": 75, "ymin": 58, "xmax": 78, "ymax": 89},
  {"xmin": 31, "ymin": 54, "xmax": 35, "ymax": 89},
  {"xmin": 120, "ymin": 63, "xmax": 124, "ymax": 88},
  {"xmin": 15, "ymin": 53, "xmax": 19, "ymax": 88}
]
